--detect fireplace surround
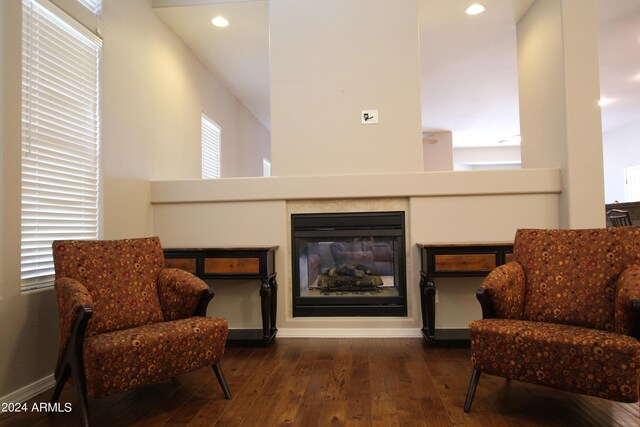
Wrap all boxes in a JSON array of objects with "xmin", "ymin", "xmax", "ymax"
[{"xmin": 291, "ymin": 211, "xmax": 407, "ymax": 317}]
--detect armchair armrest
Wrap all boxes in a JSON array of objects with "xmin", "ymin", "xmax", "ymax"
[
  {"xmin": 158, "ymin": 268, "xmax": 213, "ymax": 320},
  {"xmin": 476, "ymin": 288, "xmax": 494, "ymax": 319},
  {"xmin": 54, "ymin": 278, "xmax": 93, "ymax": 377},
  {"xmin": 477, "ymin": 261, "xmax": 525, "ymax": 319},
  {"xmin": 615, "ymin": 265, "xmax": 640, "ymax": 340}
]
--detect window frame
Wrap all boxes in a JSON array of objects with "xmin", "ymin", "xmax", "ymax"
[{"xmin": 20, "ymin": 0, "xmax": 102, "ymax": 292}]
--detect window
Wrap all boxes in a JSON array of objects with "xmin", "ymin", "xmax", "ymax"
[
  {"xmin": 201, "ymin": 114, "xmax": 221, "ymax": 179},
  {"xmin": 21, "ymin": 0, "xmax": 101, "ymax": 291},
  {"xmin": 77, "ymin": 0, "xmax": 101, "ymax": 15},
  {"xmin": 263, "ymin": 158, "xmax": 271, "ymax": 177},
  {"xmin": 625, "ymin": 165, "xmax": 640, "ymax": 202}
]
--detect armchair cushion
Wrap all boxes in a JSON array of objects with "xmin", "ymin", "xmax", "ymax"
[
  {"xmin": 479, "ymin": 261, "xmax": 525, "ymax": 319},
  {"xmin": 53, "ymin": 237, "xmax": 165, "ymax": 336},
  {"xmin": 83, "ymin": 316, "xmax": 228, "ymax": 398},
  {"xmin": 515, "ymin": 228, "xmax": 640, "ymax": 331},
  {"xmin": 158, "ymin": 268, "xmax": 209, "ymax": 321},
  {"xmin": 470, "ymin": 318, "xmax": 640, "ymax": 402},
  {"xmin": 616, "ymin": 265, "xmax": 640, "ymax": 337}
]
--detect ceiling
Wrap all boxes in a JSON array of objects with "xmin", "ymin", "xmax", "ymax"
[{"xmin": 154, "ymin": 0, "xmax": 640, "ymax": 148}]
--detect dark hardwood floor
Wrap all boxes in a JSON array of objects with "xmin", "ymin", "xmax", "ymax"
[{"xmin": 1, "ymin": 338, "xmax": 639, "ymax": 426}]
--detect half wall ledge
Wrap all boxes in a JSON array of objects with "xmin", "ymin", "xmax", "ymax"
[{"xmin": 150, "ymin": 168, "xmax": 561, "ymax": 204}]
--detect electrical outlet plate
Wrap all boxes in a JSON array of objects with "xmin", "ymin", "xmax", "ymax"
[{"xmin": 361, "ymin": 109, "xmax": 379, "ymax": 125}]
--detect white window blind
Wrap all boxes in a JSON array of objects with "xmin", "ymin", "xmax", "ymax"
[
  {"xmin": 201, "ymin": 114, "xmax": 221, "ymax": 179},
  {"xmin": 21, "ymin": 0, "xmax": 102, "ymax": 291},
  {"xmin": 263, "ymin": 158, "xmax": 271, "ymax": 177},
  {"xmin": 77, "ymin": 0, "xmax": 101, "ymax": 15}
]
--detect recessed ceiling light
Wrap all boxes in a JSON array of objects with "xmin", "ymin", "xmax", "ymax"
[
  {"xmin": 465, "ymin": 3, "xmax": 485, "ymax": 15},
  {"xmin": 633, "ymin": 73, "xmax": 640, "ymax": 81},
  {"xmin": 598, "ymin": 97, "xmax": 614, "ymax": 107},
  {"xmin": 211, "ymin": 16, "xmax": 229, "ymax": 28}
]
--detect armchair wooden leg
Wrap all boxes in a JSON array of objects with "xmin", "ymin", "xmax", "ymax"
[
  {"xmin": 213, "ymin": 364, "xmax": 232, "ymax": 399},
  {"xmin": 71, "ymin": 365, "xmax": 90, "ymax": 427},
  {"xmin": 464, "ymin": 368, "xmax": 481, "ymax": 413},
  {"xmin": 50, "ymin": 364, "xmax": 70, "ymax": 404},
  {"xmin": 52, "ymin": 305, "xmax": 92, "ymax": 426},
  {"xmin": 50, "ymin": 363, "xmax": 90, "ymax": 426}
]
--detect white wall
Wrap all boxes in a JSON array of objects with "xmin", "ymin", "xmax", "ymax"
[
  {"xmin": 517, "ymin": 0, "xmax": 564, "ymax": 171},
  {"xmin": 269, "ymin": 0, "xmax": 423, "ymax": 176},
  {"xmin": 410, "ymin": 192, "xmax": 559, "ymax": 327},
  {"xmin": 453, "ymin": 145, "xmax": 521, "ymax": 170},
  {"xmin": 103, "ymin": 0, "xmax": 269, "ymax": 183},
  {"xmin": 101, "ymin": 0, "xmax": 270, "ymax": 238},
  {"xmin": 517, "ymin": 0, "xmax": 605, "ymax": 228},
  {"xmin": 154, "ymin": 200, "xmax": 287, "ymax": 329},
  {"xmin": 423, "ymin": 131, "xmax": 453, "ymax": 171},
  {"xmin": 0, "ymin": 0, "xmax": 268, "ymax": 399},
  {"xmin": 603, "ymin": 120, "xmax": 640, "ymax": 203}
]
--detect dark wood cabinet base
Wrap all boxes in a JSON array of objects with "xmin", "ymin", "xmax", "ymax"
[
  {"xmin": 164, "ymin": 246, "xmax": 279, "ymax": 346},
  {"xmin": 417, "ymin": 243, "xmax": 513, "ymax": 346},
  {"xmin": 226, "ymin": 328, "xmax": 277, "ymax": 347},
  {"xmin": 423, "ymin": 328, "xmax": 471, "ymax": 348}
]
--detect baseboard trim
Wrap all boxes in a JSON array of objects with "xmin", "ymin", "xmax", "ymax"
[
  {"xmin": 276, "ymin": 328, "xmax": 423, "ymax": 338},
  {"xmin": 0, "ymin": 374, "xmax": 54, "ymax": 405}
]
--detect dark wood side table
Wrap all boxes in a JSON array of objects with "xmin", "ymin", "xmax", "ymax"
[
  {"xmin": 417, "ymin": 243, "xmax": 513, "ymax": 345},
  {"xmin": 163, "ymin": 246, "xmax": 278, "ymax": 346}
]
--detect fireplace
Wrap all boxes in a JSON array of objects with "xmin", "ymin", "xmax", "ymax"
[{"xmin": 291, "ymin": 211, "xmax": 407, "ymax": 317}]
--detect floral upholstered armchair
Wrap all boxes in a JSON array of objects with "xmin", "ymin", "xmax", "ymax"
[
  {"xmin": 464, "ymin": 228, "xmax": 640, "ymax": 412},
  {"xmin": 50, "ymin": 237, "xmax": 230, "ymax": 426}
]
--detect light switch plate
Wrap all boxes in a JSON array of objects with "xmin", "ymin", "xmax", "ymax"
[{"xmin": 361, "ymin": 110, "xmax": 379, "ymax": 125}]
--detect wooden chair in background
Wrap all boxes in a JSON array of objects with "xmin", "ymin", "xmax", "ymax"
[{"xmin": 608, "ymin": 209, "xmax": 633, "ymax": 227}]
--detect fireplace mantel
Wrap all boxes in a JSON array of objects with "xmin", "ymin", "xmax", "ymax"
[{"xmin": 150, "ymin": 169, "xmax": 561, "ymax": 205}]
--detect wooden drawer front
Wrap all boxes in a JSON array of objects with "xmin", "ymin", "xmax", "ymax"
[
  {"xmin": 434, "ymin": 254, "xmax": 496, "ymax": 272},
  {"xmin": 164, "ymin": 258, "xmax": 197, "ymax": 274},
  {"xmin": 505, "ymin": 252, "xmax": 515, "ymax": 264},
  {"xmin": 204, "ymin": 257, "xmax": 260, "ymax": 274}
]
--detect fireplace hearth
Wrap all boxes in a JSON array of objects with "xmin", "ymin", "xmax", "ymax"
[{"xmin": 291, "ymin": 211, "xmax": 407, "ymax": 317}]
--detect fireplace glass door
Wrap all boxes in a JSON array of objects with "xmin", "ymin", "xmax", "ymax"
[{"xmin": 292, "ymin": 212, "xmax": 407, "ymax": 317}]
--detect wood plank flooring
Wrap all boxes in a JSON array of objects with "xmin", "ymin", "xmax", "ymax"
[{"xmin": 1, "ymin": 338, "xmax": 639, "ymax": 426}]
